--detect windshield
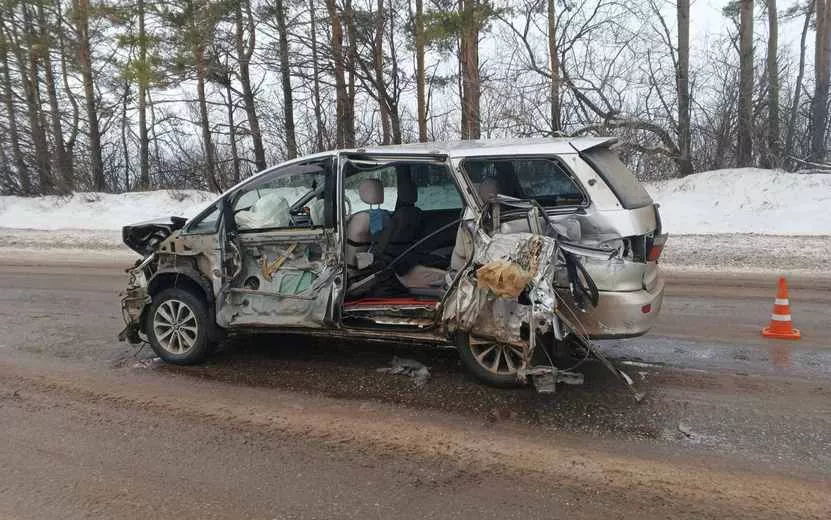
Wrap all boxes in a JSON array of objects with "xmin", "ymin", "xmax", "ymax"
[
  {"xmin": 461, "ymin": 158, "xmax": 586, "ymax": 207},
  {"xmin": 582, "ymin": 147, "xmax": 653, "ymax": 209}
]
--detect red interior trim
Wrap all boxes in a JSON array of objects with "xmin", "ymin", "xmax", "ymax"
[{"xmin": 344, "ymin": 297, "xmax": 438, "ymax": 308}]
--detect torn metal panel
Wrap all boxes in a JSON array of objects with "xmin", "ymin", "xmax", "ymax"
[
  {"xmin": 443, "ymin": 232, "xmax": 561, "ymax": 366},
  {"xmin": 217, "ymin": 233, "xmax": 339, "ymax": 328},
  {"xmin": 118, "ymin": 254, "xmax": 156, "ymax": 344},
  {"xmin": 521, "ymin": 366, "xmax": 585, "ymax": 393}
]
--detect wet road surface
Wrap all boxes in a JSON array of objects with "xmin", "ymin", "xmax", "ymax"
[{"xmin": 0, "ymin": 257, "xmax": 829, "ymax": 519}]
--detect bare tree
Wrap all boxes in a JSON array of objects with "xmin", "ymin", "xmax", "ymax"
[
  {"xmin": 273, "ymin": 0, "xmax": 297, "ymax": 158},
  {"xmin": 38, "ymin": 3, "xmax": 72, "ymax": 191},
  {"xmin": 0, "ymin": 13, "xmax": 29, "ymax": 194},
  {"xmin": 785, "ymin": 1, "xmax": 814, "ymax": 169},
  {"xmin": 736, "ymin": 0, "xmax": 754, "ymax": 166},
  {"xmin": 325, "ymin": 0, "xmax": 350, "ymax": 148},
  {"xmin": 459, "ymin": 0, "xmax": 481, "ymax": 139},
  {"xmin": 136, "ymin": 0, "xmax": 151, "ymax": 188},
  {"xmin": 676, "ymin": 0, "xmax": 692, "ymax": 176},
  {"xmin": 73, "ymin": 0, "xmax": 105, "ymax": 190},
  {"xmin": 343, "ymin": 0, "xmax": 357, "ymax": 147},
  {"xmin": 546, "ymin": 0, "xmax": 560, "ymax": 134},
  {"xmin": 235, "ymin": 0, "xmax": 267, "ymax": 171},
  {"xmin": 764, "ymin": 0, "xmax": 780, "ymax": 168},
  {"xmin": 308, "ymin": 0, "xmax": 325, "ymax": 151},
  {"xmin": 811, "ymin": 0, "xmax": 831, "ymax": 161},
  {"xmin": 414, "ymin": 0, "xmax": 427, "ymax": 141},
  {"xmin": 374, "ymin": 0, "xmax": 391, "ymax": 144}
]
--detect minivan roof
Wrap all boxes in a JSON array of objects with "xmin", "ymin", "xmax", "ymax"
[
  {"xmin": 223, "ymin": 137, "xmax": 619, "ymax": 196},
  {"xmin": 349, "ymin": 136, "xmax": 617, "ymax": 158}
]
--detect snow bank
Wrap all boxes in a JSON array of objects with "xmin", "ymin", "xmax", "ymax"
[
  {"xmin": 0, "ymin": 186, "xmax": 462, "ymax": 232},
  {"xmin": 0, "ymin": 190, "xmax": 215, "ymax": 231},
  {"xmin": 646, "ymin": 168, "xmax": 831, "ymax": 235},
  {"xmin": 1, "ymin": 168, "xmax": 829, "ymax": 235}
]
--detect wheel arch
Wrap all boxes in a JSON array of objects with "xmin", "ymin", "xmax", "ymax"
[
  {"xmin": 144, "ymin": 268, "xmax": 221, "ymax": 341},
  {"xmin": 148, "ymin": 268, "xmax": 213, "ymax": 302}
]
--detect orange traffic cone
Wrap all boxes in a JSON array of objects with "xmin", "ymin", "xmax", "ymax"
[{"xmin": 762, "ymin": 277, "xmax": 801, "ymax": 340}]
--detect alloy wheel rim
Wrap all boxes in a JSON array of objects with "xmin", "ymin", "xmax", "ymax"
[
  {"xmin": 470, "ymin": 342, "xmax": 525, "ymax": 376},
  {"xmin": 153, "ymin": 299, "xmax": 198, "ymax": 354}
]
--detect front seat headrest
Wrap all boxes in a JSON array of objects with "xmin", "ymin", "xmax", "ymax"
[
  {"xmin": 478, "ymin": 177, "xmax": 499, "ymax": 201},
  {"xmin": 358, "ymin": 178, "xmax": 384, "ymax": 205}
]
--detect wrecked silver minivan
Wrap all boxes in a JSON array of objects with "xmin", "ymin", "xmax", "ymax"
[{"xmin": 119, "ymin": 138, "xmax": 666, "ymax": 389}]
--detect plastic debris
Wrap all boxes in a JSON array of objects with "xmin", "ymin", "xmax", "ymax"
[
  {"xmin": 678, "ymin": 421, "xmax": 694, "ymax": 439},
  {"xmin": 377, "ymin": 356, "xmax": 431, "ymax": 387}
]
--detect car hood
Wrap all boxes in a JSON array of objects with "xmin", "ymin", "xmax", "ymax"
[{"xmin": 122, "ymin": 216, "xmax": 188, "ymax": 256}]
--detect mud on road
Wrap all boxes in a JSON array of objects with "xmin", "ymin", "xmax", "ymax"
[{"xmin": 0, "ymin": 257, "xmax": 830, "ymax": 519}]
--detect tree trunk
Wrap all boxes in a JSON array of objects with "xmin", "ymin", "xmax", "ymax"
[
  {"xmin": 21, "ymin": 5, "xmax": 53, "ymax": 194},
  {"xmin": 414, "ymin": 0, "xmax": 427, "ymax": 142},
  {"xmin": 547, "ymin": 0, "xmax": 560, "ymax": 134},
  {"xmin": 121, "ymin": 80, "xmax": 131, "ymax": 190},
  {"xmin": 737, "ymin": 0, "xmax": 754, "ymax": 167},
  {"xmin": 765, "ymin": 0, "xmax": 780, "ymax": 168},
  {"xmin": 343, "ymin": 0, "xmax": 357, "ymax": 147},
  {"xmin": 195, "ymin": 46, "xmax": 219, "ymax": 192},
  {"xmin": 325, "ymin": 0, "xmax": 348, "ymax": 148},
  {"xmin": 39, "ymin": 4, "xmax": 72, "ymax": 192},
  {"xmin": 309, "ymin": 0, "xmax": 325, "ymax": 151},
  {"xmin": 811, "ymin": 0, "xmax": 831, "ymax": 161},
  {"xmin": 0, "ymin": 22, "xmax": 30, "ymax": 194},
  {"xmin": 274, "ymin": 0, "xmax": 297, "ymax": 159},
  {"xmin": 785, "ymin": 1, "xmax": 814, "ymax": 169},
  {"xmin": 676, "ymin": 0, "xmax": 693, "ymax": 176},
  {"xmin": 226, "ymin": 79, "xmax": 241, "ymax": 185},
  {"xmin": 137, "ymin": 0, "xmax": 150, "ymax": 188},
  {"xmin": 375, "ymin": 0, "xmax": 390, "ymax": 144},
  {"xmin": 57, "ymin": 0, "xmax": 78, "ymax": 178},
  {"xmin": 75, "ymin": 0, "xmax": 105, "ymax": 191},
  {"xmin": 459, "ymin": 0, "xmax": 480, "ymax": 140},
  {"xmin": 235, "ymin": 0, "xmax": 266, "ymax": 171},
  {"xmin": 387, "ymin": 0, "xmax": 401, "ymax": 144}
]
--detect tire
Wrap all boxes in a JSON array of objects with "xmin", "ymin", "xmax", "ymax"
[
  {"xmin": 146, "ymin": 287, "xmax": 213, "ymax": 365},
  {"xmin": 455, "ymin": 332, "xmax": 524, "ymax": 388}
]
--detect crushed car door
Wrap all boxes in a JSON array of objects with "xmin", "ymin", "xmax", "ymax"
[{"xmin": 215, "ymin": 156, "xmax": 342, "ymax": 329}]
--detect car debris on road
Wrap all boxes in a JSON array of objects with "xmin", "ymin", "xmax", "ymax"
[{"xmin": 377, "ymin": 357, "xmax": 431, "ymax": 387}]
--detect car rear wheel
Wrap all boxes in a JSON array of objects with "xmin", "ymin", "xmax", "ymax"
[
  {"xmin": 455, "ymin": 332, "xmax": 524, "ymax": 388},
  {"xmin": 147, "ymin": 288, "xmax": 212, "ymax": 365}
]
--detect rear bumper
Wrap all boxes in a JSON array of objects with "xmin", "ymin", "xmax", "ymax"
[{"xmin": 558, "ymin": 276, "xmax": 665, "ymax": 339}]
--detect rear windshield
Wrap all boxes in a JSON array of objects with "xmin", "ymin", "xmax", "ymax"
[
  {"xmin": 582, "ymin": 148, "xmax": 653, "ymax": 209},
  {"xmin": 461, "ymin": 158, "xmax": 586, "ymax": 207}
]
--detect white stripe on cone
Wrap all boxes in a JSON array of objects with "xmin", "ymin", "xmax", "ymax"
[
  {"xmin": 774, "ymin": 298, "xmax": 789, "ymax": 305},
  {"xmin": 770, "ymin": 314, "xmax": 792, "ymax": 321}
]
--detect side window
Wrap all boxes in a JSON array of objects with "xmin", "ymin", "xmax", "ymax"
[
  {"xmin": 463, "ymin": 158, "xmax": 586, "ymax": 206},
  {"xmin": 233, "ymin": 166, "xmax": 327, "ymax": 231},
  {"xmin": 186, "ymin": 205, "xmax": 220, "ymax": 234},
  {"xmin": 344, "ymin": 167, "xmax": 397, "ymax": 213},
  {"xmin": 410, "ymin": 163, "xmax": 463, "ymax": 211}
]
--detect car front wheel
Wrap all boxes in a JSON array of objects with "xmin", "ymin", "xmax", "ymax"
[{"xmin": 147, "ymin": 288, "xmax": 212, "ymax": 365}]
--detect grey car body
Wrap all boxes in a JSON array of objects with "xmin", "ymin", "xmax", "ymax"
[{"xmin": 119, "ymin": 137, "xmax": 666, "ymax": 388}]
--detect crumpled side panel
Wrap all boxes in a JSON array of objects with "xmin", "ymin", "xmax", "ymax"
[
  {"xmin": 443, "ymin": 232, "xmax": 561, "ymax": 349},
  {"xmin": 219, "ymin": 240, "xmax": 337, "ymax": 328}
]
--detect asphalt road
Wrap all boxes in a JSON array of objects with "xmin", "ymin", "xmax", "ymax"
[{"xmin": 0, "ymin": 256, "xmax": 829, "ymax": 519}]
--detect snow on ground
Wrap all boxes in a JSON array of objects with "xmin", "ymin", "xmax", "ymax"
[
  {"xmin": 0, "ymin": 190, "xmax": 216, "ymax": 231},
  {"xmin": 1, "ymin": 168, "xmax": 829, "ymax": 274},
  {"xmin": 645, "ymin": 168, "xmax": 831, "ymax": 235}
]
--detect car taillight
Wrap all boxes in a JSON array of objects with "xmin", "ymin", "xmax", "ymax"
[{"xmin": 647, "ymin": 234, "xmax": 667, "ymax": 262}]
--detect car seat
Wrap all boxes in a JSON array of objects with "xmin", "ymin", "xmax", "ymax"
[{"xmin": 345, "ymin": 179, "xmax": 390, "ymax": 267}]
